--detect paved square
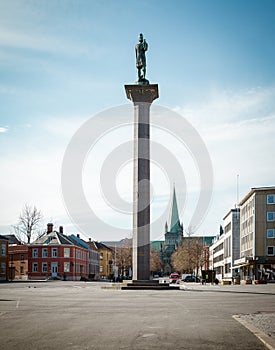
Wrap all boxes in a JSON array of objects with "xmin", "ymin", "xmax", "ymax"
[{"xmin": 0, "ymin": 281, "xmax": 274, "ymax": 349}]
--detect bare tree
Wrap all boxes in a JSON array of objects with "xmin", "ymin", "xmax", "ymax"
[
  {"xmin": 150, "ymin": 250, "xmax": 162, "ymax": 274},
  {"xmin": 13, "ymin": 204, "xmax": 43, "ymax": 244},
  {"xmin": 171, "ymin": 228, "xmax": 205, "ymax": 275},
  {"xmin": 114, "ymin": 240, "xmax": 132, "ymax": 276}
]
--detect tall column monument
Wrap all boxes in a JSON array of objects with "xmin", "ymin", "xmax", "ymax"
[{"xmin": 125, "ymin": 33, "xmax": 158, "ymax": 281}]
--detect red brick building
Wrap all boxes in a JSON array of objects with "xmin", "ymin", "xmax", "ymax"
[
  {"xmin": 28, "ymin": 224, "xmax": 89, "ymax": 281},
  {"xmin": 0, "ymin": 235, "xmax": 8, "ymax": 281},
  {"xmin": 9, "ymin": 244, "xmax": 28, "ymax": 280}
]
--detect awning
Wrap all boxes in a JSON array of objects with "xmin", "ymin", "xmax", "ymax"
[{"xmin": 231, "ymin": 263, "xmax": 251, "ymax": 269}]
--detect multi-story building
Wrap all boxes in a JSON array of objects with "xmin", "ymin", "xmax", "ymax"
[
  {"xmin": 224, "ymin": 209, "xmax": 240, "ymax": 280},
  {"xmin": 86, "ymin": 238, "xmax": 100, "ymax": 280},
  {"xmin": 28, "ymin": 224, "xmax": 89, "ymax": 280},
  {"xmin": 209, "ymin": 208, "xmax": 240, "ymax": 281},
  {"xmin": 209, "ymin": 235, "xmax": 224, "ymax": 281},
  {"xmin": 95, "ymin": 242, "xmax": 114, "ymax": 279},
  {"xmin": 0, "ymin": 235, "xmax": 9, "ymax": 281},
  {"xmin": 9, "ymin": 244, "xmax": 28, "ymax": 280},
  {"xmin": 234, "ymin": 187, "xmax": 275, "ymax": 281},
  {"xmin": 2, "ymin": 234, "xmax": 28, "ymax": 280}
]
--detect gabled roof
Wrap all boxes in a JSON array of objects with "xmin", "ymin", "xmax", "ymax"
[
  {"xmin": 0, "ymin": 234, "xmax": 20, "ymax": 245},
  {"xmin": 0, "ymin": 235, "xmax": 9, "ymax": 241},
  {"xmin": 31, "ymin": 231, "xmax": 74, "ymax": 246},
  {"xmin": 93, "ymin": 241, "xmax": 113, "ymax": 251},
  {"xmin": 68, "ymin": 235, "xmax": 89, "ymax": 249}
]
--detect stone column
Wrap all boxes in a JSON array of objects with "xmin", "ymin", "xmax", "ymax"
[{"xmin": 125, "ymin": 84, "xmax": 159, "ymax": 280}]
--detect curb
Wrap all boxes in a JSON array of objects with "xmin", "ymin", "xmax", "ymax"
[{"xmin": 233, "ymin": 314, "xmax": 275, "ymax": 350}]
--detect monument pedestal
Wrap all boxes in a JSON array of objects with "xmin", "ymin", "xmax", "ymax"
[{"xmin": 125, "ymin": 84, "xmax": 159, "ymax": 281}]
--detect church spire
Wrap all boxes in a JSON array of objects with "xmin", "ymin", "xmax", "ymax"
[{"xmin": 169, "ymin": 185, "xmax": 181, "ymax": 233}]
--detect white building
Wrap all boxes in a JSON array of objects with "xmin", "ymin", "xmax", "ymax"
[{"xmin": 209, "ymin": 208, "xmax": 240, "ymax": 281}]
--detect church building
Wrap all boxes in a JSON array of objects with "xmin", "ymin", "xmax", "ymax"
[{"xmin": 161, "ymin": 187, "xmax": 183, "ymax": 274}]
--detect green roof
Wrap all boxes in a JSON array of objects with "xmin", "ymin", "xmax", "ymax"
[
  {"xmin": 169, "ymin": 186, "xmax": 181, "ymax": 233},
  {"xmin": 150, "ymin": 240, "xmax": 164, "ymax": 252}
]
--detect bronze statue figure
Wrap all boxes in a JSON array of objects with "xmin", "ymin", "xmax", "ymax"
[{"xmin": 135, "ymin": 33, "xmax": 149, "ymax": 84}]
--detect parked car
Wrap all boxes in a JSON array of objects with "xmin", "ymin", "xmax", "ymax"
[
  {"xmin": 182, "ymin": 275, "xmax": 200, "ymax": 283},
  {"xmin": 169, "ymin": 273, "xmax": 180, "ymax": 283}
]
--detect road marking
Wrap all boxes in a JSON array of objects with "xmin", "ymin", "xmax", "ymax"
[
  {"xmin": 16, "ymin": 298, "xmax": 21, "ymax": 309},
  {"xmin": 141, "ymin": 333, "xmax": 156, "ymax": 338}
]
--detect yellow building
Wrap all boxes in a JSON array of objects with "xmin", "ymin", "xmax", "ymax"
[
  {"xmin": 94, "ymin": 242, "xmax": 114, "ymax": 279},
  {"xmin": 235, "ymin": 187, "xmax": 275, "ymax": 281}
]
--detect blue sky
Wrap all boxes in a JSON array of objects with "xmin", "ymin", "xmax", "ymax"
[{"xmin": 1, "ymin": 0, "xmax": 275, "ymax": 241}]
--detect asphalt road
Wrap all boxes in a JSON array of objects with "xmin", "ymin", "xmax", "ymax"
[{"xmin": 0, "ymin": 281, "xmax": 274, "ymax": 350}]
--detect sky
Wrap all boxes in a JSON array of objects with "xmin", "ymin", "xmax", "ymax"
[{"xmin": 1, "ymin": 0, "xmax": 275, "ymax": 242}]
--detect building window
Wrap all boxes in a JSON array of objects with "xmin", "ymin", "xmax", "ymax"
[
  {"xmin": 100, "ymin": 265, "xmax": 103, "ymax": 272},
  {"xmin": 20, "ymin": 254, "xmax": 24, "ymax": 261},
  {"xmin": 267, "ymin": 246, "xmax": 274, "ymax": 256},
  {"xmin": 267, "ymin": 194, "xmax": 275, "ymax": 204},
  {"xmin": 52, "ymin": 248, "xmax": 58, "ymax": 257},
  {"xmin": 267, "ymin": 229, "xmax": 275, "ymax": 239},
  {"xmin": 42, "ymin": 263, "xmax": 48, "ymax": 273},
  {"xmin": 20, "ymin": 266, "xmax": 24, "ymax": 274},
  {"xmin": 267, "ymin": 212, "xmax": 275, "ymax": 222},
  {"xmin": 64, "ymin": 248, "xmax": 70, "ymax": 258},
  {"xmin": 32, "ymin": 263, "xmax": 38, "ymax": 272},
  {"xmin": 32, "ymin": 248, "xmax": 38, "ymax": 258},
  {"xmin": 42, "ymin": 248, "xmax": 48, "ymax": 258},
  {"xmin": 1, "ymin": 244, "xmax": 6, "ymax": 256},
  {"xmin": 64, "ymin": 262, "xmax": 70, "ymax": 273},
  {"xmin": 100, "ymin": 253, "xmax": 103, "ymax": 260},
  {"xmin": 1, "ymin": 262, "xmax": 6, "ymax": 274}
]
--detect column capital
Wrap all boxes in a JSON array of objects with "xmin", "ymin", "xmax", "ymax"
[{"xmin": 124, "ymin": 84, "xmax": 159, "ymax": 103}]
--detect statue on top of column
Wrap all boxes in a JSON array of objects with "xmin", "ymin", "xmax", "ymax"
[{"xmin": 135, "ymin": 33, "xmax": 149, "ymax": 85}]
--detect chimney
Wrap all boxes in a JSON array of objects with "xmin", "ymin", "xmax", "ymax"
[
  {"xmin": 59, "ymin": 226, "xmax": 63, "ymax": 234},
  {"xmin": 77, "ymin": 234, "xmax": 80, "ymax": 238},
  {"xmin": 47, "ymin": 223, "xmax": 53, "ymax": 233},
  {"xmin": 89, "ymin": 238, "xmax": 91, "ymax": 242}
]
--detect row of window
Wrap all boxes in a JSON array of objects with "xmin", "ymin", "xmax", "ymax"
[
  {"xmin": 32, "ymin": 247, "xmax": 88, "ymax": 260},
  {"xmin": 32, "ymin": 262, "xmax": 87, "ymax": 273},
  {"xmin": 241, "ymin": 212, "xmax": 275, "ymax": 223},
  {"xmin": 213, "ymin": 242, "xmax": 223, "ymax": 254},
  {"xmin": 32, "ymin": 262, "xmax": 71, "ymax": 273},
  {"xmin": 240, "ymin": 230, "xmax": 274, "ymax": 241},
  {"xmin": 32, "ymin": 247, "xmax": 71, "ymax": 258},
  {"xmin": 10, "ymin": 254, "xmax": 26, "ymax": 261}
]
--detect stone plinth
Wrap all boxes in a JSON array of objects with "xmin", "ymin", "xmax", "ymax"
[{"xmin": 125, "ymin": 84, "xmax": 159, "ymax": 281}]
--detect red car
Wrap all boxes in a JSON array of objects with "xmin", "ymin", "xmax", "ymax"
[{"xmin": 169, "ymin": 273, "xmax": 180, "ymax": 283}]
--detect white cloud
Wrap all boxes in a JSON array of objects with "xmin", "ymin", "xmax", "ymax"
[
  {"xmin": 0, "ymin": 28, "xmax": 107, "ymax": 62},
  {"xmin": 176, "ymin": 86, "xmax": 275, "ymax": 128},
  {"xmin": 0, "ymin": 126, "xmax": 8, "ymax": 132},
  {"xmin": 1, "ymin": 86, "xmax": 274, "ymax": 239},
  {"xmin": 169, "ymin": 86, "xmax": 275, "ymax": 234}
]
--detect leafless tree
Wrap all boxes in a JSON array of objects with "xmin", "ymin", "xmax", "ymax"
[
  {"xmin": 114, "ymin": 240, "xmax": 132, "ymax": 276},
  {"xmin": 150, "ymin": 250, "xmax": 162, "ymax": 274},
  {"xmin": 12, "ymin": 204, "xmax": 43, "ymax": 244},
  {"xmin": 171, "ymin": 228, "xmax": 204, "ymax": 275}
]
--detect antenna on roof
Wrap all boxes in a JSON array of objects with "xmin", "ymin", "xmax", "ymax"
[{"xmin": 236, "ymin": 174, "xmax": 239, "ymax": 208}]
